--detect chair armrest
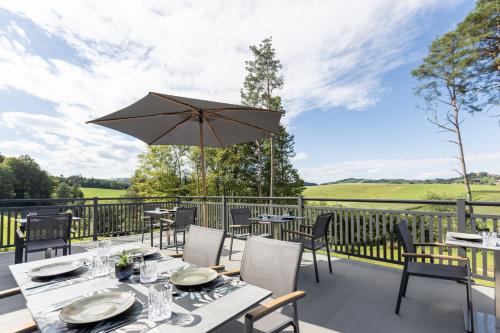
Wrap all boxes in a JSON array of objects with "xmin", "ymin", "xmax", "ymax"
[
  {"xmin": 209, "ymin": 265, "xmax": 225, "ymax": 271},
  {"xmin": 0, "ymin": 287, "xmax": 21, "ymax": 299},
  {"xmin": 286, "ymin": 230, "xmax": 312, "ymax": 238},
  {"xmin": 245, "ymin": 291, "xmax": 306, "ymax": 322},
  {"xmin": 299, "ymin": 224, "xmax": 313, "ymax": 230},
  {"xmin": 16, "ymin": 230, "xmax": 25, "ymax": 240},
  {"xmin": 160, "ymin": 218, "xmax": 174, "ymax": 223},
  {"xmin": 402, "ymin": 252, "xmax": 468, "ymax": 263},
  {"xmin": 168, "ymin": 252, "xmax": 183, "ymax": 258},
  {"xmin": 220, "ymin": 269, "xmax": 241, "ymax": 277},
  {"xmin": 229, "ymin": 225, "xmax": 250, "ymax": 229}
]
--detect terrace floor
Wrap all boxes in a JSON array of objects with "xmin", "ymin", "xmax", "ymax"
[{"xmin": 0, "ymin": 234, "xmax": 498, "ymax": 333}]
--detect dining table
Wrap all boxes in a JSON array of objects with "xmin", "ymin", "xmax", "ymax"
[
  {"xmin": 250, "ymin": 214, "xmax": 305, "ymax": 240},
  {"xmin": 446, "ymin": 232, "xmax": 500, "ymax": 333},
  {"xmin": 143, "ymin": 209, "xmax": 176, "ymax": 249},
  {"xmin": 9, "ymin": 242, "xmax": 272, "ymax": 333}
]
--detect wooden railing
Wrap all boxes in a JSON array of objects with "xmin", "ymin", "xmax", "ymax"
[{"xmin": 1, "ymin": 195, "xmax": 499, "ymax": 281}]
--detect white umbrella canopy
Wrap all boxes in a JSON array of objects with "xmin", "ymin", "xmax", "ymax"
[{"xmin": 87, "ymin": 92, "xmax": 282, "ymax": 224}]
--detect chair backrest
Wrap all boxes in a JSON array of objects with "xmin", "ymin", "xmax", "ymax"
[
  {"xmin": 240, "ymin": 236, "xmax": 302, "ymax": 298},
  {"xmin": 395, "ymin": 220, "xmax": 416, "ymax": 254},
  {"xmin": 175, "ymin": 207, "xmax": 197, "ymax": 228},
  {"xmin": 230, "ymin": 207, "xmax": 252, "ymax": 227},
  {"xmin": 26, "ymin": 213, "xmax": 72, "ymax": 245},
  {"xmin": 143, "ymin": 203, "xmax": 161, "ymax": 213},
  {"xmin": 312, "ymin": 213, "xmax": 333, "ymax": 239},
  {"xmin": 22, "ymin": 207, "xmax": 61, "ymax": 218},
  {"xmin": 183, "ymin": 225, "xmax": 225, "ymax": 267}
]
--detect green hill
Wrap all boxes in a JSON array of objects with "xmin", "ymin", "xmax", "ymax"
[
  {"xmin": 80, "ymin": 187, "xmax": 127, "ymax": 198},
  {"xmin": 302, "ymin": 183, "xmax": 500, "ymax": 214}
]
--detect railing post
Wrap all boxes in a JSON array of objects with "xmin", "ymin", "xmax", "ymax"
[
  {"xmin": 222, "ymin": 195, "xmax": 227, "ymax": 232},
  {"xmin": 456, "ymin": 199, "xmax": 466, "ymax": 256},
  {"xmin": 92, "ymin": 197, "xmax": 99, "ymax": 241},
  {"xmin": 297, "ymin": 195, "xmax": 304, "ymax": 217}
]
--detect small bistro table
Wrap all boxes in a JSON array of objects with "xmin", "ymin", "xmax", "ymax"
[
  {"xmin": 143, "ymin": 209, "xmax": 176, "ymax": 249},
  {"xmin": 9, "ymin": 242, "xmax": 272, "ymax": 333},
  {"xmin": 14, "ymin": 216, "xmax": 82, "ymax": 264},
  {"xmin": 250, "ymin": 215, "xmax": 305, "ymax": 240},
  {"xmin": 446, "ymin": 232, "xmax": 500, "ymax": 333}
]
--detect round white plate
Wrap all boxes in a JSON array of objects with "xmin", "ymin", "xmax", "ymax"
[
  {"xmin": 452, "ymin": 234, "xmax": 483, "ymax": 242},
  {"xmin": 169, "ymin": 267, "xmax": 218, "ymax": 287},
  {"xmin": 59, "ymin": 291, "xmax": 135, "ymax": 324},
  {"xmin": 27, "ymin": 261, "xmax": 84, "ymax": 278}
]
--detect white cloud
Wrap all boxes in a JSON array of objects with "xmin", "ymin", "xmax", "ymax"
[
  {"xmin": 291, "ymin": 152, "xmax": 308, "ymax": 162},
  {"xmin": 299, "ymin": 152, "xmax": 500, "ymax": 184},
  {"xmin": 0, "ymin": 0, "xmax": 463, "ymax": 177}
]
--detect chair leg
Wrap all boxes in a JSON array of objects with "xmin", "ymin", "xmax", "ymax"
[
  {"xmin": 395, "ymin": 271, "xmax": 409, "ymax": 314},
  {"xmin": 292, "ymin": 301, "xmax": 300, "ymax": 333},
  {"xmin": 402, "ymin": 271, "xmax": 409, "ymax": 297},
  {"xmin": 466, "ymin": 282, "xmax": 474, "ymax": 333},
  {"xmin": 141, "ymin": 220, "xmax": 145, "ymax": 243},
  {"xmin": 312, "ymin": 250, "xmax": 319, "ymax": 283},
  {"xmin": 325, "ymin": 243, "xmax": 332, "ymax": 273},
  {"xmin": 159, "ymin": 222, "xmax": 163, "ymax": 250},
  {"xmin": 229, "ymin": 230, "xmax": 235, "ymax": 261},
  {"xmin": 175, "ymin": 231, "xmax": 179, "ymax": 253}
]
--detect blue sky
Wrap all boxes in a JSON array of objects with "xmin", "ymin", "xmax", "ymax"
[{"xmin": 0, "ymin": 1, "xmax": 498, "ymax": 183}]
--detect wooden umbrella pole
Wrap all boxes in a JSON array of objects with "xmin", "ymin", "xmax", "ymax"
[{"xmin": 199, "ymin": 112, "xmax": 208, "ymax": 227}]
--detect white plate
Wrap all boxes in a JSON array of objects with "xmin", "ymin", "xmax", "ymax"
[
  {"xmin": 59, "ymin": 291, "xmax": 135, "ymax": 324},
  {"xmin": 452, "ymin": 233, "xmax": 483, "ymax": 242},
  {"xmin": 27, "ymin": 261, "xmax": 84, "ymax": 278},
  {"xmin": 169, "ymin": 267, "xmax": 218, "ymax": 287}
]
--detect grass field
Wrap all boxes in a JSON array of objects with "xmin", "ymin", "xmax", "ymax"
[
  {"xmin": 80, "ymin": 187, "xmax": 127, "ymax": 198},
  {"xmin": 302, "ymin": 183, "xmax": 500, "ymax": 214}
]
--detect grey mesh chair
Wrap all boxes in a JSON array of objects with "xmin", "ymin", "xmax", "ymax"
[
  {"xmin": 140, "ymin": 203, "xmax": 162, "ymax": 244},
  {"xmin": 169, "ymin": 225, "xmax": 225, "ymax": 270},
  {"xmin": 161, "ymin": 207, "xmax": 197, "ymax": 253},
  {"xmin": 221, "ymin": 237, "xmax": 305, "ymax": 333},
  {"xmin": 20, "ymin": 213, "xmax": 72, "ymax": 262},
  {"xmin": 286, "ymin": 213, "xmax": 333, "ymax": 282},
  {"xmin": 395, "ymin": 221, "xmax": 473, "ymax": 331},
  {"xmin": 229, "ymin": 208, "xmax": 271, "ymax": 260}
]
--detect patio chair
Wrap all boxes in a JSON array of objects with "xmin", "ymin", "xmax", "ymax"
[
  {"xmin": 286, "ymin": 213, "xmax": 333, "ymax": 283},
  {"xmin": 21, "ymin": 207, "xmax": 61, "ymax": 218},
  {"xmin": 161, "ymin": 207, "xmax": 197, "ymax": 253},
  {"xmin": 0, "ymin": 287, "xmax": 37, "ymax": 333},
  {"xmin": 228, "ymin": 207, "xmax": 271, "ymax": 260},
  {"xmin": 219, "ymin": 236, "xmax": 305, "ymax": 333},
  {"xmin": 20, "ymin": 213, "xmax": 72, "ymax": 262},
  {"xmin": 140, "ymin": 203, "xmax": 162, "ymax": 244},
  {"xmin": 169, "ymin": 225, "xmax": 226, "ymax": 270},
  {"xmin": 395, "ymin": 220, "xmax": 474, "ymax": 331}
]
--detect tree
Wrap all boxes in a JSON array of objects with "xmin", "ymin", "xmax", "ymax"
[
  {"xmin": 55, "ymin": 182, "xmax": 72, "ymax": 198},
  {"xmin": 241, "ymin": 37, "xmax": 284, "ymax": 197},
  {"xmin": 3, "ymin": 155, "xmax": 54, "ymax": 199},
  {"xmin": 412, "ymin": 32, "xmax": 478, "ymax": 201},
  {"xmin": 130, "ymin": 146, "xmax": 190, "ymax": 197},
  {"xmin": 0, "ymin": 164, "xmax": 15, "ymax": 199},
  {"xmin": 456, "ymin": 0, "xmax": 500, "ymax": 120}
]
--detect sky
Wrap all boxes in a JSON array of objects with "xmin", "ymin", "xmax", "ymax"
[{"xmin": 0, "ymin": 0, "xmax": 498, "ymax": 184}]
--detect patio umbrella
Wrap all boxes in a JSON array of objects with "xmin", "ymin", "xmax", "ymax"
[{"xmin": 87, "ymin": 92, "xmax": 282, "ymax": 225}]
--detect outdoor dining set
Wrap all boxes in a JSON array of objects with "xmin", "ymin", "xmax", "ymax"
[{"xmin": 5, "ymin": 204, "xmax": 500, "ymax": 332}]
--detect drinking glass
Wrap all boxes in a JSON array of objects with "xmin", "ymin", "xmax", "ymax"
[
  {"xmin": 489, "ymin": 232, "xmax": 498, "ymax": 246},
  {"xmin": 91, "ymin": 255, "xmax": 111, "ymax": 277},
  {"xmin": 140, "ymin": 260, "xmax": 158, "ymax": 283},
  {"xmin": 481, "ymin": 231, "xmax": 489, "ymax": 245},
  {"xmin": 148, "ymin": 283, "xmax": 172, "ymax": 322},
  {"xmin": 155, "ymin": 207, "xmax": 161, "ymax": 212},
  {"xmin": 97, "ymin": 240, "xmax": 111, "ymax": 257}
]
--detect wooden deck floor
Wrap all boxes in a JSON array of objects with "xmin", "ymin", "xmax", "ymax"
[{"xmin": 0, "ymin": 234, "xmax": 497, "ymax": 333}]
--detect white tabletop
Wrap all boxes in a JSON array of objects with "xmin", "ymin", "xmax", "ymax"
[
  {"xmin": 9, "ymin": 242, "xmax": 271, "ymax": 332},
  {"xmin": 446, "ymin": 232, "xmax": 500, "ymax": 251}
]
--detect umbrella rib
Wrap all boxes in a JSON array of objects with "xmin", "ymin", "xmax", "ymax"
[
  {"xmin": 148, "ymin": 115, "xmax": 195, "ymax": 145},
  {"xmin": 150, "ymin": 92, "xmax": 201, "ymax": 111},
  {"xmin": 207, "ymin": 113, "xmax": 279, "ymax": 134},
  {"xmin": 86, "ymin": 110, "xmax": 192, "ymax": 123},
  {"xmin": 204, "ymin": 117, "xmax": 224, "ymax": 148},
  {"xmin": 203, "ymin": 107, "xmax": 282, "ymax": 113}
]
